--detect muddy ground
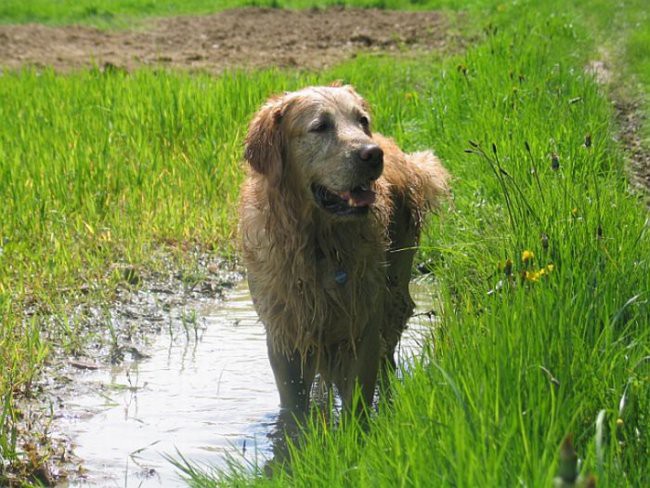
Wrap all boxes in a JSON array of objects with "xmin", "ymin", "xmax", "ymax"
[{"xmin": 0, "ymin": 7, "xmax": 454, "ymax": 72}]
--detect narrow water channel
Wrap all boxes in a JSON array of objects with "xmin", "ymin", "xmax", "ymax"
[{"xmin": 57, "ymin": 281, "xmax": 436, "ymax": 487}]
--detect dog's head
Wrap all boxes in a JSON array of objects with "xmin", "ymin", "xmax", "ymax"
[{"xmin": 244, "ymin": 85, "xmax": 383, "ymax": 218}]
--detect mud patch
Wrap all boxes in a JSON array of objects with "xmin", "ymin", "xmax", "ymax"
[{"xmin": 0, "ymin": 8, "xmax": 453, "ymax": 73}]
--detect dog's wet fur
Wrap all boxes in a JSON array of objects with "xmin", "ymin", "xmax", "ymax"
[{"xmin": 239, "ymin": 84, "xmax": 449, "ymax": 414}]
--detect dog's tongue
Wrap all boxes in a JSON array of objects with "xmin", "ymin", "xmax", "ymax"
[{"xmin": 337, "ymin": 188, "xmax": 376, "ymax": 208}]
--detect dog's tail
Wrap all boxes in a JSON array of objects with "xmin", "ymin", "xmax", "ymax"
[{"xmin": 406, "ymin": 150, "xmax": 451, "ymax": 212}]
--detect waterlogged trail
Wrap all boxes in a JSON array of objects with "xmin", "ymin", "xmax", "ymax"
[{"xmin": 55, "ymin": 281, "xmax": 437, "ymax": 487}]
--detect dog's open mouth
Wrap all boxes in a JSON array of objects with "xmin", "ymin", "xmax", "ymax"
[{"xmin": 311, "ymin": 183, "xmax": 376, "ymax": 216}]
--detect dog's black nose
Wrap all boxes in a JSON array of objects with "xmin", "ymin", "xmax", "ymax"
[{"xmin": 357, "ymin": 144, "xmax": 384, "ymax": 174}]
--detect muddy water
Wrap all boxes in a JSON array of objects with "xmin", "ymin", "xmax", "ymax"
[{"xmin": 57, "ymin": 281, "xmax": 436, "ymax": 487}]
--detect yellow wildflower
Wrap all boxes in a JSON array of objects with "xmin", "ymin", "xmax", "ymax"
[
  {"xmin": 522, "ymin": 250, "xmax": 535, "ymax": 263},
  {"xmin": 523, "ymin": 270, "xmax": 541, "ymax": 282}
]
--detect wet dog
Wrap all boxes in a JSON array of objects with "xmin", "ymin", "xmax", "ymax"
[{"xmin": 239, "ymin": 84, "xmax": 449, "ymax": 414}]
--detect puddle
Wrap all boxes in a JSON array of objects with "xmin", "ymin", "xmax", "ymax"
[{"xmin": 56, "ymin": 280, "xmax": 437, "ymax": 487}]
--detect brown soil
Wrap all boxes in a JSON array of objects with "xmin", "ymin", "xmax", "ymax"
[
  {"xmin": 616, "ymin": 99, "xmax": 650, "ymax": 199},
  {"xmin": 0, "ymin": 7, "xmax": 452, "ymax": 73},
  {"xmin": 587, "ymin": 57, "xmax": 650, "ymax": 200}
]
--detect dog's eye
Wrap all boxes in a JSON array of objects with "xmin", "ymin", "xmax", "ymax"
[
  {"xmin": 310, "ymin": 119, "xmax": 333, "ymax": 133},
  {"xmin": 359, "ymin": 116, "xmax": 370, "ymax": 128}
]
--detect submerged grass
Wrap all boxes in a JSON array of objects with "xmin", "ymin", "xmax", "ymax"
[{"xmin": 1, "ymin": 0, "xmax": 649, "ymax": 486}]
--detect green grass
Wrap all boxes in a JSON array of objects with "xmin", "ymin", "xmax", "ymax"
[
  {"xmin": 0, "ymin": 66, "xmax": 309, "ymax": 480},
  {"xmin": 0, "ymin": 0, "xmax": 496, "ymax": 28},
  {"xmin": 0, "ymin": 67, "xmax": 304, "ymax": 416},
  {"xmin": 1, "ymin": 0, "xmax": 649, "ymax": 486},
  {"xmin": 624, "ymin": 9, "xmax": 650, "ymax": 143},
  {"xmin": 572, "ymin": 0, "xmax": 650, "ymax": 144}
]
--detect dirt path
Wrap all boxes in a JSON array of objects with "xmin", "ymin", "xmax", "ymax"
[
  {"xmin": 587, "ymin": 58, "xmax": 650, "ymax": 201},
  {"xmin": 0, "ymin": 7, "xmax": 452, "ymax": 72},
  {"xmin": 617, "ymin": 99, "xmax": 650, "ymax": 198}
]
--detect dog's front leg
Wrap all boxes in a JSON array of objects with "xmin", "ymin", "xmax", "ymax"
[
  {"xmin": 266, "ymin": 334, "xmax": 316, "ymax": 415},
  {"xmin": 335, "ymin": 325, "xmax": 381, "ymax": 413}
]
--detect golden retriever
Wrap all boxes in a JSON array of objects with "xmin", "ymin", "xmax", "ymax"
[{"xmin": 239, "ymin": 84, "xmax": 449, "ymax": 414}]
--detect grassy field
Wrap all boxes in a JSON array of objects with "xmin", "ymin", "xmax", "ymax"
[
  {"xmin": 0, "ymin": 0, "xmax": 495, "ymax": 27},
  {"xmin": 1, "ymin": 0, "xmax": 649, "ymax": 486}
]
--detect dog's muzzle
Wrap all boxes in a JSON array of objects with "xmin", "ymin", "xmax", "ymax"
[
  {"xmin": 311, "ymin": 143, "xmax": 383, "ymax": 216},
  {"xmin": 311, "ymin": 182, "xmax": 377, "ymax": 216}
]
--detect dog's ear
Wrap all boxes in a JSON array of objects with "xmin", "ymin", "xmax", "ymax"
[{"xmin": 244, "ymin": 96, "xmax": 286, "ymax": 185}]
